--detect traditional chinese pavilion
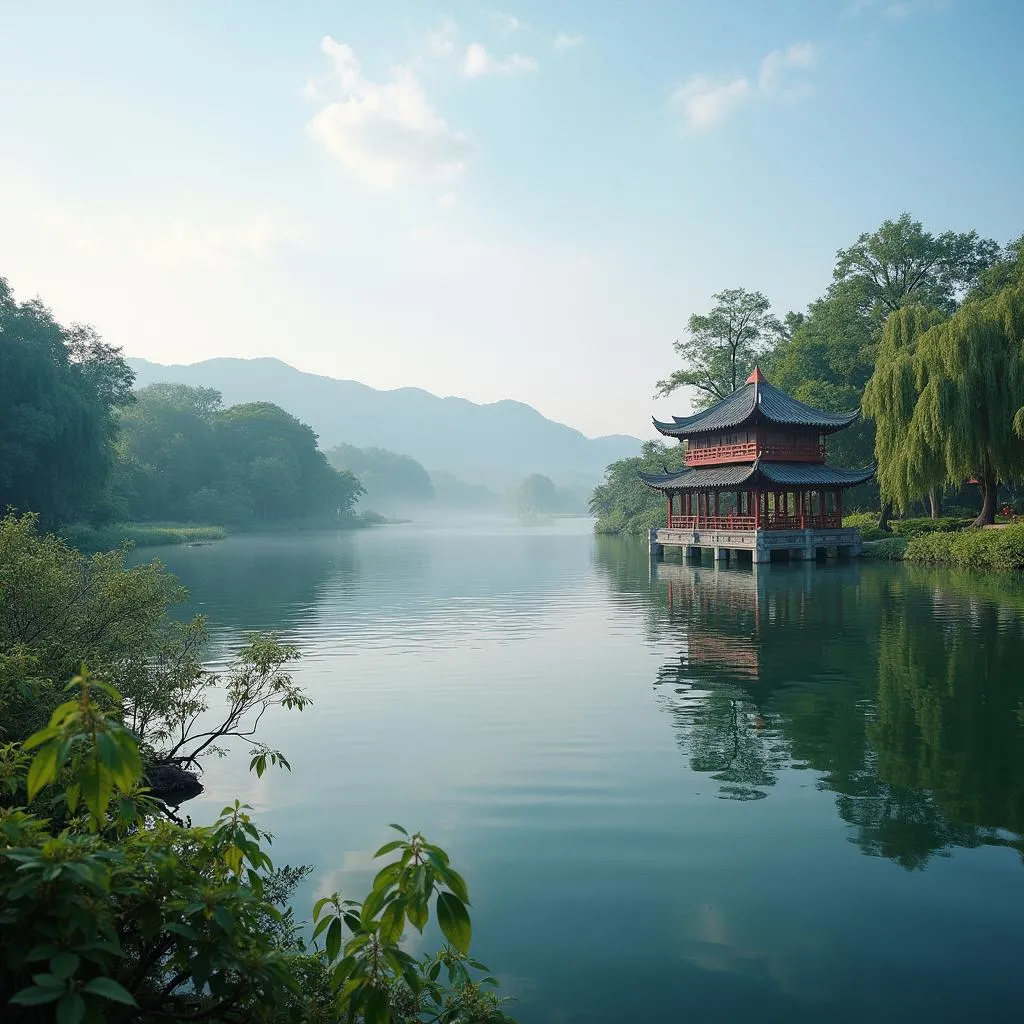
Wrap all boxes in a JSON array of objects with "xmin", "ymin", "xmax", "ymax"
[{"xmin": 641, "ymin": 367, "xmax": 873, "ymax": 563}]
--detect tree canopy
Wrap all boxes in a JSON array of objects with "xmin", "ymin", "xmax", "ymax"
[
  {"xmin": 0, "ymin": 278, "xmax": 134, "ymax": 525},
  {"xmin": 655, "ymin": 288, "xmax": 782, "ymax": 409},
  {"xmin": 111, "ymin": 385, "xmax": 363, "ymax": 526}
]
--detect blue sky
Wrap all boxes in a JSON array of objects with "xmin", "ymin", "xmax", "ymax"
[{"xmin": 1, "ymin": 0, "xmax": 1021, "ymax": 438}]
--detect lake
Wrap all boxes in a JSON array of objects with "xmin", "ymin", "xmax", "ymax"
[{"xmin": 145, "ymin": 517, "xmax": 1024, "ymax": 1023}]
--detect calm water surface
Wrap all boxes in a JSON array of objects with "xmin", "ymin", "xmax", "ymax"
[{"xmin": 146, "ymin": 518, "xmax": 1024, "ymax": 1023}]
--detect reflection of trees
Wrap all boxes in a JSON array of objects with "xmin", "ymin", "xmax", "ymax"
[{"xmin": 593, "ymin": 539, "xmax": 1024, "ymax": 868}]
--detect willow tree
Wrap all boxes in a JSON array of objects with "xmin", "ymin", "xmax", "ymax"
[
  {"xmin": 862, "ymin": 307, "xmax": 947, "ymax": 525},
  {"xmin": 911, "ymin": 279, "xmax": 1024, "ymax": 525}
]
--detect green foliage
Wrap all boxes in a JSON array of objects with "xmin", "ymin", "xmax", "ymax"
[
  {"xmin": 833, "ymin": 212, "xmax": 1000, "ymax": 318},
  {"xmin": 58, "ymin": 523, "xmax": 226, "ymax": 554},
  {"xmin": 590, "ymin": 441, "xmax": 686, "ymax": 535},
  {"xmin": 0, "ymin": 676, "xmax": 513, "ymax": 1023},
  {"xmin": 109, "ymin": 385, "xmax": 363, "ymax": 527},
  {"xmin": 890, "ymin": 517, "xmax": 972, "ymax": 539},
  {"xmin": 0, "ymin": 278, "xmax": 134, "ymax": 526},
  {"xmin": 841, "ymin": 512, "xmax": 887, "ymax": 542},
  {"xmin": 327, "ymin": 445, "xmax": 434, "ymax": 511},
  {"xmin": 655, "ymin": 288, "xmax": 783, "ymax": 408},
  {"xmin": 0, "ymin": 513, "xmax": 306, "ymax": 779},
  {"xmin": 904, "ymin": 525, "xmax": 1024, "ymax": 571}
]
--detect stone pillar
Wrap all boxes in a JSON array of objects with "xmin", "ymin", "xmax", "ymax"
[
  {"xmin": 714, "ymin": 546, "xmax": 727, "ymax": 561},
  {"xmin": 649, "ymin": 527, "xmax": 664, "ymax": 560}
]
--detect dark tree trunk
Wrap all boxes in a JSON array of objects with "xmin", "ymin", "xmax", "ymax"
[
  {"xmin": 879, "ymin": 501, "xmax": 893, "ymax": 534},
  {"xmin": 973, "ymin": 471, "xmax": 997, "ymax": 527},
  {"xmin": 928, "ymin": 488, "xmax": 942, "ymax": 519}
]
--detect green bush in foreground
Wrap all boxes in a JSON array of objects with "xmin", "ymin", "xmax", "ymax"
[
  {"xmin": 1, "ymin": 674, "xmax": 514, "ymax": 1023},
  {"xmin": 904, "ymin": 525, "xmax": 1024, "ymax": 571}
]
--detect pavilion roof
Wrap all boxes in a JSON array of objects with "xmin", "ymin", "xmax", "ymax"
[
  {"xmin": 637, "ymin": 460, "xmax": 875, "ymax": 492},
  {"xmin": 653, "ymin": 368, "xmax": 859, "ymax": 438}
]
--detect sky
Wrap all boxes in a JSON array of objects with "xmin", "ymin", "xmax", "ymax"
[{"xmin": 1, "ymin": 0, "xmax": 1022, "ymax": 440}]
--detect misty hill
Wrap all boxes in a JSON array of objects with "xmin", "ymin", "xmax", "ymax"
[{"xmin": 127, "ymin": 357, "xmax": 640, "ymax": 489}]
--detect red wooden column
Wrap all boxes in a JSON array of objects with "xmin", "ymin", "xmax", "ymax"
[
  {"xmin": 666, "ymin": 493, "xmax": 672, "ymax": 525},
  {"xmin": 754, "ymin": 489, "xmax": 761, "ymax": 529},
  {"xmin": 836, "ymin": 488, "xmax": 843, "ymax": 522}
]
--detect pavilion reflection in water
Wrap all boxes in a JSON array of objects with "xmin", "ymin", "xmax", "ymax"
[{"xmin": 643, "ymin": 557, "xmax": 1024, "ymax": 867}]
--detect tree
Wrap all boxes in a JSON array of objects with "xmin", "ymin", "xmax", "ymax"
[
  {"xmin": 909, "ymin": 279, "xmax": 1024, "ymax": 525},
  {"xmin": 0, "ymin": 278, "xmax": 134, "ymax": 525},
  {"xmin": 589, "ymin": 441, "xmax": 686, "ymax": 535},
  {"xmin": 655, "ymin": 288, "xmax": 782, "ymax": 409},
  {"xmin": 111, "ymin": 387, "xmax": 364, "ymax": 526},
  {"xmin": 768, "ymin": 280, "xmax": 878, "ymax": 504},
  {"xmin": 515, "ymin": 474, "xmax": 558, "ymax": 516},
  {"xmin": 861, "ymin": 307, "xmax": 948, "ymax": 521},
  {"xmin": 833, "ymin": 212, "xmax": 1000, "ymax": 319}
]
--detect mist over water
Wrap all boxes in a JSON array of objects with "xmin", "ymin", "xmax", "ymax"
[{"xmin": 144, "ymin": 517, "xmax": 1024, "ymax": 1023}]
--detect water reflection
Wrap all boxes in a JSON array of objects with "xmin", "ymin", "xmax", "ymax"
[{"xmin": 596, "ymin": 544, "xmax": 1024, "ymax": 870}]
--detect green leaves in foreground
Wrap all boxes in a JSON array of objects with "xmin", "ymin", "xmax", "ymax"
[
  {"xmin": 312, "ymin": 826, "xmax": 512, "ymax": 1022},
  {"xmin": 22, "ymin": 668, "xmax": 142, "ymax": 828}
]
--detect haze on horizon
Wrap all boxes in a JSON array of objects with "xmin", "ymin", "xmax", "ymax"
[{"xmin": 1, "ymin": 0, "xmax": 1021, "ymax": 439}]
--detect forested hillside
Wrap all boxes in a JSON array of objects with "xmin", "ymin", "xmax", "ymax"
[{"xmin": 129, "ymin": 356, "xmax": 641, "ymax": 489}]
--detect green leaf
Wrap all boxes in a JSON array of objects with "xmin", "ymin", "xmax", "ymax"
[
  {"xmin": 435, "ymin": 892, "xmax": 472, "ymax": 954},
  {"xmin": 10, "ymin": 985, "xmax": 65, "ymax": 1005},
  {"xmin": 371, "ymin": 860, "xmax": 402, "ymax": 893},
  {"xmin": 378, "ymin": 898, "xmax": 405, "ymax": 945},
  {"xmin": 82, "ymin": 977, "xmax": 138, "ymax": 1006},
  {"xmin": 441, "ymin": 866, "xmax": 470, "ymax": 905},
  {"xmin": 326, "ymin": 917, "xmax": 342, "ymax": 962},
  {"xmin": 57, "ymin": 992, "xmax": 86, "ymax": 1024},
  {"xmin": 26, "ymin": 742, "xmax": 59, "ymax": 801},
  {"xmin": 312, "ymin": 895, "xmax": 332, "ymax": 920},
  {"xmin": 363, "ymin": 985, "xmax": 391, "ymax": 1024},
  {"xmin": 49, "ymin": 952, "xmax": 81, "ymax": 980},
  {"xmin": 387, "ymin": 823, "xmax": 409, "ymax": 836},
  {"xmin": 373, "ymin": 839, "xmax": 406, "ymax": 858}
]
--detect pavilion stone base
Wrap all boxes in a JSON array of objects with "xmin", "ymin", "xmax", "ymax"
[{"xmin": 651, "ymin": 526, "xmax": 862, "ymax": 563}]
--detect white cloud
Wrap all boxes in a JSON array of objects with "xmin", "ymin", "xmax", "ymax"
[
  {"xmin": 672, "ymin": 41, "xmax": 816, "ymax": 129},
  {"xmin": 553, "ymin": 32, "xmax": 585, "ymax": 52},
  {"xmin": 463, "ymin": 42, "xmax": 538, "ymax": 78},
  {"xmin": 306, "ymin": 37, "xmax": 469, "ymax": 188},
  {"xmin": 421, "ymin": 15, "xmax": 458, "ymax": 60},
  {"xmin": 758, "ymin": 42, "xmax": 816, "ymax": 90},
  {"xmin": 437, "ymin": 192, "xmax": 457, "ymax": 209},
  {"xmin": 491, "ymin": 11, "xmax": 523, "ymax": 35},
  {"xmin": 671, "ymin": 75, "xmax": 751, "ymax": 129}
]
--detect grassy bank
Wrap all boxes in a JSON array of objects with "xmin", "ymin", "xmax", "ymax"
[
  {"xmin": 863, "ymin": 524, "xmax": 1024, "ymax": 571},
  {"xmin": 60, "ymin": 522, "xmax": 226, "ymax": 553}
]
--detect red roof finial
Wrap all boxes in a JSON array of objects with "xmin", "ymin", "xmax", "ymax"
[{"xmin": 746, "ymin": 365, "xmax": 766, "ymax": 384}]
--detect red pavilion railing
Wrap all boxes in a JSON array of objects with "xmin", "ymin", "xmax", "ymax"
[
  {"xmin": 666, "ymin": 512, "xmax": 842, "ymax": 531},
  {"xmin": 684, "ymin": 442, "xmax": 825, "ymax": 466}
]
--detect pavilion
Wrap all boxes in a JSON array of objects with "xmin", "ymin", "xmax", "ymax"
[{"xmin": 641, "ymin": 367, "xmax": 873, "ymax": 563}]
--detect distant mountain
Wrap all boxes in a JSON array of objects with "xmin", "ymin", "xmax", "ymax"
[{"xmin": 127, "ymin": 357, "xmax": 641, "ymax": 489}]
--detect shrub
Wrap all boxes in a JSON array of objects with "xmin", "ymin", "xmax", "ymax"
[
  {"xmin": 842, "ymin": 512, "xmax": 886, "ymax": 542},
  {"xmin": 904, "ymin": 525, "xmax": 1024, "ymax": 571},
  {"xmin": 890, "ymin": 517, "xmax": 972, "ymax": 538},
  {"xmin": 861, "ymin": 537, "xmax": 909, "ymax": 561},
  {"xmin": 0, "ymin": 675, "xmax": 513, "ymax": 1023}
]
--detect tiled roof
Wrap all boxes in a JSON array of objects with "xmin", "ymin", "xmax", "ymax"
[
  {"xmin": 637, "ymin": 460, "xmax": 875, "ymax": 491},
  {"xmin": 653, "ymin": 378, "xmax": 859, "ymax": 438}
]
